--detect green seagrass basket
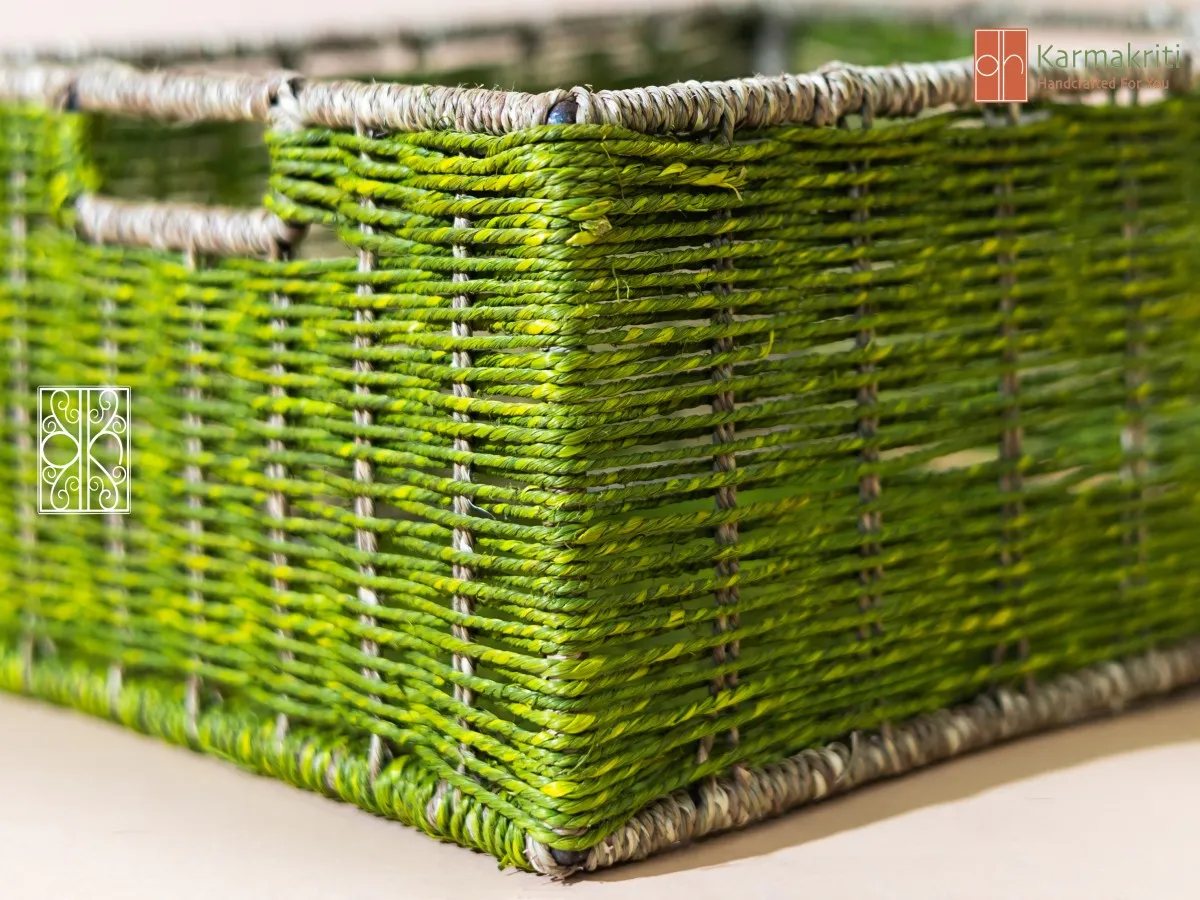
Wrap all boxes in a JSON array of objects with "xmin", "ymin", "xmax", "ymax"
[{"xmin": 3, "ymin": 4, "xmax": 1200, "ymax": 875}]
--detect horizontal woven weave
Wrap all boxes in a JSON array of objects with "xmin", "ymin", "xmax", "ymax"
[{"xmin": 3, "ymin": 26, "xmax": 1200, "ymax": 873}]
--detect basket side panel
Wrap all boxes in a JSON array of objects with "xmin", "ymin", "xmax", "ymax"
[
  {"xmin": 0, "ymin": 104, "xmax": 547, "ymax": 866},
  {"xmin": 270, "ymin": 98, "xmax": 1200, "ymax": 854}
]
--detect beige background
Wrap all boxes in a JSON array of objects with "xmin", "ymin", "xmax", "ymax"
[
  {"xmin": 4, "ymin": 0, "xmax": 1196, "ymax": 56},
  {"xmin": 4, "ymin": 2, "xmax": 1200, "ymax": 898},
  {"xmin": 0, "ymin": 0, "xmax": 983, "ymax": 56}
]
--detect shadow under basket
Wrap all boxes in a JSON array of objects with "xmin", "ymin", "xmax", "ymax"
[{"xmin": 2, "ymin": 4, "xmax": 1200, "ymax": 876}]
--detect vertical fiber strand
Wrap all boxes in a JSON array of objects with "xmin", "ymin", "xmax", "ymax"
[
  {"xmin": 849, "ymin": 108, "xmax": 882, "ymax": 646},
  {"xmin": 1120, "ymin": 89, "xmax": 1149, "ymax": 601},
  {"xmin": 7, "ymin": 121, "xmax": 36, "ymax": 687},
  {"xmin": 354, "ymin": 122, "xmax": 385, "ymax": 780},
  {"xmin": 100, "ymin": 292, "xmax": 127, "ymax": 713},
  {"xmin": 267, "ymin": 240, "xmax": 294, "ymax": 745},
  {"xmin": 994, "ymin": 105, "xmax": 1027, "ymax": 683},
  {"xmin": 535, "ymin": 248, "xmax": 591, "ymax": 865},
  {"xmin": 182, "ymin": 247, "xmax": 203, "ymax": 740},
  {"xmin": 698, "ymin": 209, "xmax": 740, "ymax": 767},
  {"xmin": 450, "ymin": 207, "xmax": 475, "ymax": 774}
]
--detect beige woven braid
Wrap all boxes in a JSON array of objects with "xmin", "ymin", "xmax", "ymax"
[{"xmin": 2, "ymin": 54, "xmax": 1195, "ymax": 134}]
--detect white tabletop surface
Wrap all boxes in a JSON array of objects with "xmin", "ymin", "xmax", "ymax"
[{"xmin": 3, "ymin": 690, "xmax": 1200, "ymax": 899}]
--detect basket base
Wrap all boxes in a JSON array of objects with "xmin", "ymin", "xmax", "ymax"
[{"xmin": 532, "ymin": 637, "xmax": 1200, "ymax": 876}]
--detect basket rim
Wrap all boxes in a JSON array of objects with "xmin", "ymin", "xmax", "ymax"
[{"xmin": 0, "ymin": 52, "xmax": 1195, "ymax": 136}]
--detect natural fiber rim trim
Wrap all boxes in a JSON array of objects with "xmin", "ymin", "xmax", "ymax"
[{"xmin": 0, "ymin": 55, "xmax": 1194, "ymax": 135}]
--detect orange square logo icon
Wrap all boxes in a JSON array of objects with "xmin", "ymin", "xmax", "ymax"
[{"xmin": 975, "ymin": 28, "xmax": 1028, "ymax": 103}]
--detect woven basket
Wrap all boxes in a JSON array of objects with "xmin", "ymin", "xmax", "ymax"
[{"xmin": 3, "ymin": 4, "xmax": 1200, "ymax": 875}]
